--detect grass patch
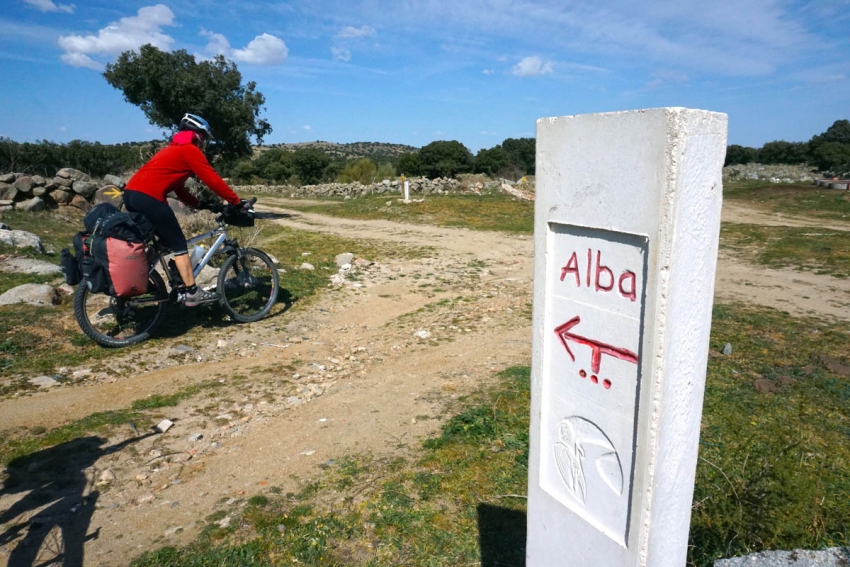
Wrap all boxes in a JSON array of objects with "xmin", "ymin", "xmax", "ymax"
[
  {"xmin": 271, "ymin": 191, "xmax": 534, "ymax": 234},
  {"xmin": 724, "ymin": 181, "xmax": 850, "ymax": 222},
  {"xmin": 0, "ymin": 302, "xmax": 118, "ymax": 387},
  {"xmin": 130, "ymin": 304, "xmax": 849, "ymax": 566},
  {"xmin": 0, "ymin": 408, "xmax": 142, "ymax": 467},
  {"xmin": 130, "ymin": 380, "xmax": 222, "ymax": 410},
  {"xmin": 692, "ymin": 304, "xmax": 850, "ymax": 565},
  {"xmin": 721, "ymin": 222, "xmax": 850, "ymax": 278},
  {"xmin": 0, "ymin": 208, "xmax": 84, "ymax": 257}
]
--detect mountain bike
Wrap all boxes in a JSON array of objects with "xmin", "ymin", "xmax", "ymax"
[{"xmin": 73, "ymin": 198, "xmax": 280, "ymax": 347}]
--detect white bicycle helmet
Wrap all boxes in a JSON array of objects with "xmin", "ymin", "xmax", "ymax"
[{"xmin": 179, "ymin": 113, "xmax": 213, "ymax": 139}]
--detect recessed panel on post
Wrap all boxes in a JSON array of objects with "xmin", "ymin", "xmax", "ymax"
[{"xmin": 540, "ymin": 223, "xmax": 647, "ymax": 546}]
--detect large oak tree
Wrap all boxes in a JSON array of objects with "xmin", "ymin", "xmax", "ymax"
[{"xmin": 103, "ymin": 44, "xmax": 272, "ymax": 162}]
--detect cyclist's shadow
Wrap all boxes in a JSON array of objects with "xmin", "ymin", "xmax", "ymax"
[{"xmin": 0, "ymin": 433, "xmax": 151, "ymax": 566}]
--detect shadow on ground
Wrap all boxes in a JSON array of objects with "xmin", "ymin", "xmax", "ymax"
[
  {"xmin": 0, "ymin": 434, "xmax": 151, "ymax": 566},
  {"xmin": 477, "ymin": 503, "xmax": 527, "ymax": 567}
]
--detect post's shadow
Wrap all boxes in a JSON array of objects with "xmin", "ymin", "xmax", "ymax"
[
  {"xmin": 0, "ymin": 434, "xmax": 150, "ymax": 566},
  {"xmin": 477, "ymin": 503, "xmax": 527, "ymax": 567}
]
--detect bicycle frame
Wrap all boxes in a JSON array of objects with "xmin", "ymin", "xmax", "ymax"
[{"xmin": 186, "ymin": 228, "xmax": 229, "ymax": 278}]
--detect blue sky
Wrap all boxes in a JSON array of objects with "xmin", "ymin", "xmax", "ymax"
[{"xmin": 1, "ymin": 0, "xmax": 848, "ymax": 152}]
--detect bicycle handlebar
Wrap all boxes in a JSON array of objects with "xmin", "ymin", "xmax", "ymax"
[{"xmin": 205, "ymin": 197, "xmax": 256, "ymax": 216}]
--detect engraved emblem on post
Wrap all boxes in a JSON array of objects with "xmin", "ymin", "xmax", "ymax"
[{"xmin": 553, "ymin": 416, "xmax": 624, "ymax": 503}]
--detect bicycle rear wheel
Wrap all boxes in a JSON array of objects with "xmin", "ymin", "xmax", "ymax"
[
  {"xmin": 217, "ymin": 248, "xmax": 280, "ymax": 322},
  {"xmin": 73, "ymin": 270, "xmax": 168, "ymax": 347}
]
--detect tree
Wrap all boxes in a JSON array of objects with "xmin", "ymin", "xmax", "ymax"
[
  {"xmin": 292, "ymin": 148, "xmax": 331, "ymax": 185},
  {"xmin": 418, "ymin": 141, "xmax": 473, "ymax": 179},
  {"xmin": 253, "ymin": 149, "xmax": 293, "ymax": 184},
  {"xmin": 724, "ymin": 144, "xmax": 758, "ymax": 166},
  {"xmin": 103, "ymin": 44, "xmax": 271, "ymax": 162},
  {"xmin": 338, "ymin": 158, "xmax": 378, "ymax": 184},
  {"xmin": 757, "ymin": 141, "xmax": 808, "ymax": 165},
  {"xmin": 810, "ymin": 119, "xmax": 850, "ymax": 149},
  {"xmin": 812, "ymin": 142, "xmax": 850, "ymax": 175},
  {"xmin": 501, "ymin": 137, "xmax": 536, "ymax": 175},
  {"xmin": 396, "ymin": 152, "xmax": 421, "ymax": 176},
  {"xmin": 474, "ymin": 146, "xmax": 510, "ymax": 177}
]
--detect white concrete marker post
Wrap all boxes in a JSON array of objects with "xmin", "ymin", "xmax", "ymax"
[
  {"xmin": 404, "ymin": 179, "xmax": 410, "ymax": 202},
  {"xmin": 527, "ymin": 108, "xmax": 728, "ymax": 566}
]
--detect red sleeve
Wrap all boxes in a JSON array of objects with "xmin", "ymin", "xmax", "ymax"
[
  {"xmin": 173, "ymin": 184, "xmax": 201, "ymax": 208},
  {"xmin": 182, "ymin": 145, "xmax": 241, "ymax": 205}
]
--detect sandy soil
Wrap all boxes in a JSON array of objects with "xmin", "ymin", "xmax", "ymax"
[{"xmin": 0, "ymin": 198, "xmax": 847, "ymax": 566}]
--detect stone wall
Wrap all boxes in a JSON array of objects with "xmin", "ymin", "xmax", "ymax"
[
  {"xmin": 722, "ymin": 163, "xmax": 819, "ymax": 183},
  {"xmin": 0, "ymin": 169, "xmax": 126, "ymax": 212},
  {"xmin": 231, "ymin": 176, "xmax": 493, "ymax": 198}
]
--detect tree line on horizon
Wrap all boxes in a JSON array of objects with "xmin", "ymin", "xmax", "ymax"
[
  {"xmin": 726, "ymin": 119, "xmax": 850, "ymax": 175},
  {"xmin": 1, "ymin": 42, "xmax": 847, "ymax": 182},
  {"xmin": 219, "ymin": 137, "xmax": 536, "ymax": 186}
]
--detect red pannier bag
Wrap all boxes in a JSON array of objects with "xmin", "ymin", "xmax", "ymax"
[{"xmin": 91, "ymin": 236, "xmax": 149, "ymax": 297}]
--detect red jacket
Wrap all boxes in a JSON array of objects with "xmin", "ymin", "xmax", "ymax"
[{"xmin": 126, "ymin": 132, "xmax": 240, "ymax": 207}]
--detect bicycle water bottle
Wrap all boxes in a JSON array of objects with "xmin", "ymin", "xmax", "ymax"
[{"xmin": 190, "ymin": 245, "xmax": 207, "ymax": 268}]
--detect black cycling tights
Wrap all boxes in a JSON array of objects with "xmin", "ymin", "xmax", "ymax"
[{"xmin": 123, "ymin": 190, "xmax": 188, "ymax": 256}]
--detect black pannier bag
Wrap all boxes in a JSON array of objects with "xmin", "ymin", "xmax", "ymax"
[
  {"xmin": 71, "ymin": 230, "xmax": 109, "ymax": 294},
  {"xmin": 60, "ymin": 247, "xmax": 81, "ymax": 285},
  {"xmin": 78, "ymin": 203, "xmax": 155, "ymax": 297},
  {"xmin": 83, "ymin": 202, "xmax": 154, "ymax": 243}
]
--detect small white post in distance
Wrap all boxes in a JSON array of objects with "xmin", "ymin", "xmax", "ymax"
[
  {"xmin": 404, "ymin": 179, "xmax": 410, "ymax": 202},
  {"xmin": 527, "ymin": 108, "xmax": 728, "ymax": 566}
]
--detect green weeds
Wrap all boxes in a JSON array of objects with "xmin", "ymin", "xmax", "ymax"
[
  {"xmin": 721, "ymin": 222, "xmax": 850, "ymax": 278},
  {"xmin": 274, "ymin": 192, "xmax": 534, "ymax": 234},
  {"xmin": 724, "ymin": 181, "xmax": 850, "ymax": 222}
]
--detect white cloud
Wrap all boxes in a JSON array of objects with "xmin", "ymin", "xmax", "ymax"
[
  {"xmin": 482, "ymin": 68, "xmax": 493, "ymax": 75},
  {"xmin": 203, "ymin": 31, "xmax": 288, "ymax": 66},
  {"xmin": 25, "ymin": 0, "xmax": 73, "ymax": 13},
  {"xmin": 25, "ymin": 0, "xmax": 74, "ymax": 13},
  {"xmin": 57, "ymin": 4, "xmax": 175, "ymax": 68},
  {"xmin": 510, "ymin": 56, "xmax": 553, "ymax": 77},
  {"xmin": 59, "ymin": 51, "xmax": 100, "ymax": 69},
  {"xmin": 331, "ymin": 46, "xmax": 351, "ymax": 62},
  {"xmin": 303, "ymin": 125, "xmax": 312, "ymax": 130},
  {"xmin": 336, "ymin": 25, "xmax": 376, "ymax": 39}
]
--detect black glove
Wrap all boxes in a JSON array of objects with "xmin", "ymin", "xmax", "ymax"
[
  {"xmin": 197, "ymin": 200, "xmax": 212, "ymax": 210},
  {"xmin": 239, "ymin": 199, "xmax": 250, "ymax": 209}
]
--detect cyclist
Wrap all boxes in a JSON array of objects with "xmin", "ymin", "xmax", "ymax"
[{"xmin": 124, "ymin": 113, "xmax": 246, "ymax": 307}]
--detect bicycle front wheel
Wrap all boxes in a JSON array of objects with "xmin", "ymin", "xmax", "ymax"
[
  {"xmin": 73, "ymin": 270, "xmax": 168, "ymax": 347},
  {"xmin": 217, "ymin": 248, "xmax": 280, "ymax": 322}
]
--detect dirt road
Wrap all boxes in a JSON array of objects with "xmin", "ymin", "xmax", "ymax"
[{"xmin": 0, "ymin": 198, "xmax": 847, "ymax": 566}]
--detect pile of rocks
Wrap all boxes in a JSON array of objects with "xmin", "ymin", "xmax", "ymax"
[
  {"xmin": 723, "ymin": 163, "xmax": 819, "ymax": 183},
  {"xmin": 0, "ymin": 169, "xmax": 126, "ymax": 212}
]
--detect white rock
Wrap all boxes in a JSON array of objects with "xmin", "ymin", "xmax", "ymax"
[
  {"xmin": 300, "ymin": 262, "xmax": 315, "ymax": 270},
  {"xmin": 29, "ymin": 375, "xmax": 60, "ymax": 388},
  {"xmin": 0, "ymin": 258, "xmax": 62, "ymax": 275},
  {"xmin": 155, "ymin": 419, "xmax": 174, "ymax": 433},
  {"xmin": 415, "ymin": 329, "xmax": 431, "ymax": 340},
  {"xmin": 335, "ymin": 252, "xmax": 354, "ymax": 267},
  {"xmin": 0, "ymin": 284, "xmax": 59, "ymax": 306},
  {"xmin": 99, "ymin": 469, "xmax": 116, "ymax": 483},
  {"xmin": 0, "ymin": 229, "xmax": 45, "ymax": 253}
]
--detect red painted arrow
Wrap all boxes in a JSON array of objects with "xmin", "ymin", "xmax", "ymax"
[{"xmin": 554, "ymin": 316, "xmax": 638, "ymax": 374}]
